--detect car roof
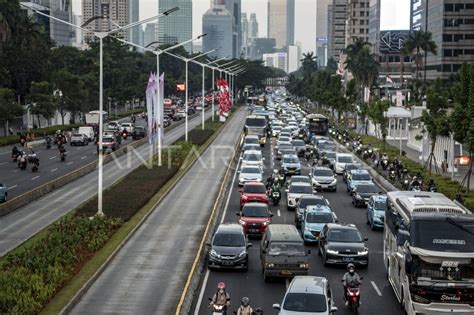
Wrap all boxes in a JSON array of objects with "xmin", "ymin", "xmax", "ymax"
[
  {"xmin": 266, "ymin": 224, "xmax": 301, "ymax": 241},
  {"xmin": 243, "ymin": 150, "xmax": 262, "ymax": 154},
  {"xmin": 216, "ymin": 223, "xmax": 244, "ymax": 234},
  {"xmin": 350, "ymin": 169, "xmax": 369, "ymax": 175},
  {"xmin": 300, "ymin": 195, "xmax": 325, "ymax": 200},
  {"xmin": 337, "ymin": 153, "xmax": 352, "ymax": 157},
  {"xmin": 288, "ymin": 276, "xmax": 327, "ymax": 295},
  {"xmin": 290, "ymin": 175, "xmax": 310, "ymax": 180},
  {"xmin": 243, "ymin": 202, "xmax": 268, "ymax": 208},
  {"xmin": 241, "ymin": 165, "xmax": 260, "ymax": 169},
  {"xmin": 326, "ymin": 223, "xmax": 359, "ymax": 231},
  {"xmin": 313, "ymin": 166, "xmax": 333, "ymax": 171},
  {"xmin": 245, "ymin": 134, "xmax": 259, "ymax": 139},
  {"xmin": 306, "ymin": 205, "xmax": 332, "ymax": 213},
  {"xmin": 289, "ymin": 182, "xmax": 312, "ymax": 187},
  {"xmin": 370, "ymin": 194, "xmax": 387, "ymax": 202},
  {"xmin": 282, "ymin": 154, "xmax": 299, "ymax": 159},
  {"xmin": 244, "ymin": 182, "xmax": 265, "ymax": 186},
  {"xmin": 353, "ymin": 180, "xmax": 375, "ymax": 186}
]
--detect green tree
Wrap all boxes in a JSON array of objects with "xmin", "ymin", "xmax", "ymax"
[
  {"xmin": 368, "ymin": 98, "xmax": 390, "ymax": 148},
  {"xmin": 28, "ymin": 81, "xmax": 55, "ymax": 128},
  {"xmin": 326, "ymin": 57, "xmax": 337, "ymax": 74},
  {"xmin": 300, "ymin": 52, "xmax": 318, "ymax": 77},
  {"xmin": 52, "ymin": 70, "xmax": 87, "ymax": 125},
  {"xmin": 0, "ymin": 88, "xmax": 23, "ymax": 135},
  {"xmin": 403, "ymin": 30, "xmax": 437, "ymax": 83}
]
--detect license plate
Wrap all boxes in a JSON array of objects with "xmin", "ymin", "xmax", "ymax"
[
  {"xmin": 343, "ymin": 257, "xmax": 354, "ymax": 262},
  {"xmin": 288, "ymin": 170, "xmax": 294, "ymax": 174},
  {"xmin": 221, "ymin": 261, "xmax": 234, "ymax": 266},
  {"xmin": 321, "ymin": 185, "xmax": 328, "ymax": 188},
  {"xmin": 249, "ymin": 229, "xmax": 260, "ymax": 233},
  {"xmin": 281, "ymin": 270, "xmax": 292, "ymax": 276}
]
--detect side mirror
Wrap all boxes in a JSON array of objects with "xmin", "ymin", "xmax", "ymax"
[
  {"xmin": 272, "ymin": 304, "xmax": 281, "ymax": 310},
  {"xmin": 247, "ymin": 243, "xmax": 253, "ymax": 248},
  {"xmin": 364, "ymin": 237, "xmax": 368, "ymax": 241},
  {"xmin": 330, "ymin": 306, "xmax": 338, "ymax": 313}
]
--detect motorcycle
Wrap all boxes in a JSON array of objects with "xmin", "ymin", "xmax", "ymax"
[
  {"xmin": 427, "ymin": 183, "xmax": 437, "ymax": 192},
  {"xmin": 270, "ymin": 189, "xmax": 281, "ymax": 206},
  {"xmin": 60, "ymin": 151, "xmax": 66, "ymax": 162},
  {"xmin": 388, "ymin": 169, "xmax": 396, "ymax": 181},
  {"xmin": 209, "ymin": 297, "xmax": 229, "ymax": 315},
  {"xmin": 344, "ymin": 284, "xmax": 362, "ymax": 314},
  {"xmin": 122, "ymin": 130, "xmax": 128, "ymax": 140},
  {"xmin": 32, "ymin": 161, "xmax": 39, "ymax": 172},
  {"xmin": 18, "ymin": 156, "xmax": 27, "ymax": 170},
  {"xmin": 381, "ymin": 158, "xmax": 389, "ymax": 170},
  {"xmin": 45, "ymin": 137, "xmax": 52, "ymax": 149}
]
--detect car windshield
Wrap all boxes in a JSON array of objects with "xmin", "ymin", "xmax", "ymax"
[
  {"xmin": 326, "ymin": 152, "xmax": 336, "ymax": 159},
  {"xmin": 245, "ymin": 138, "xmax": 259, "ymax": 144},
  {"xmin": 102, "ymin": 137, "xmax": 114, "ymax": 143},
  {"xmin": 346, "ymin": 164, "xmax": 360, "ymax": 172},
  {"xmin": 292, "ymin": 140, "xmax": 305, "ymax": 146},
  {"xmin": 245, "ymin": 118, "xmax": 266, "ymax": 127},
  {"xmin": 299, "ymin": 198, "xmax": 327, "ymax": 208},
  {"xmin": 291, "ymin": 177, "xmax": 310, "ymax": 184},
  {"xmin": 243, "ymin": 185, "xmax": 266, "ymax": 194},
  {"xmin": 356, "ymin": 184, "xmax": 378, "ymax": 193},
  {"xmin": 283, "ymin": 156, "xmax": 299, "ymax": 163},
  {"xmin": 289, "ymin": 185, "xmax": 312, "ymax": 194},
  {"xmin": 279, "ymin": 144, "xmax": 293, "ymax": 151},
  {"xmin": 268, "ymin": 242, "xmax": 306, "ymax": 256},
  {"xmin": 328, "ymin": 229, "xmax": 363, "ymax": 242},
  {"xmin": 241, "ymin": 167, "xmax": 260, "ymax": 174},
  {"xmin": 338, "ymin": 156, "xmax": 353, "ymax": 163},
  {"xmin": 353, "ymin": 173, "xmax": 371, "ymax": 181},
  {"xmin": 374, "ymin": 200, "xmax": 387, "ymax": 211},
  {"xmin": 279, "ymin": 137, "xmax": 291, "ymax": 142},
  {"xmin": 306, "ymin": 212, "xmax": 334, "ymax": 224},
  {"xmin": 242, "ymin": 205, "xmax": 268, "ymax": 217},
  {"xmin": 281, "ymin": 149, "xmax": 295, "ymax": 155},
  {"xmin": 283, "ymin": 293, "xmax": 327, "ymax": 312},
  {"xmin": 72, "ymin": 133, "xmax": 82, "ymax": 137},
  {"xmin": 313, "ymin": 169, "xmax": 334, "ymax": 177},
  {"xmin": 213, "ymin": 233, "xmax": 245, "ymax": 247},
  {"xmin": 243, "ymin": 153, "xmax": 261, "ymax": 161}
]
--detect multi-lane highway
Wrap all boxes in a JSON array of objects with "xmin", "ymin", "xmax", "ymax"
[
  {"xmin": 194, "ymin": 135, "xmax": 403, "ymax": 314},
  {"xmin": 0, "ymin": 111, "xmax": 213, "ymax": 256}
]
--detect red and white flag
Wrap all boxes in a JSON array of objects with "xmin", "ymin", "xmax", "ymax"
[{"xmin": 386, "ymin": 74, "xmax": 394, "ymax": 84}]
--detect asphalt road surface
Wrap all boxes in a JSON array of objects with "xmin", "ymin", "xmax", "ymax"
[
  {"xmin": 69, "ymin": 109, "xmax": 246, "ymax": 314},
  {"xmin": 0, "ymin": 111, "xmax": 213, "ymax": 257},
  {"xmin": 194, "ymin": 136, "xmax": 403, "ymax": 315}
]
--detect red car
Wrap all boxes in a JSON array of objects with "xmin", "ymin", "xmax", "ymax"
[
  {"xmin": 237, "ymin": 203, "xmax": 273, "ymax": 236},
  {"xmin": 239, "ymin": 182, "xmax": 269, "ymax": 208}
]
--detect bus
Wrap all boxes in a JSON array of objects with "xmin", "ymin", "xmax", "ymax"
[
  {"xmin": 307, "ymin": 114, "xmax": 329, "ymax": 136},
  {"xmin": 384, "ymin": 191, "xmax": 474, "ymax": 315},
  {"xmin": 244, "ymin": 115, "xmax": 267, "ymax": 146}
]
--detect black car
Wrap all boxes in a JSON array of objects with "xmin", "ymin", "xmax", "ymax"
[
  {"xmin": 342, "ymin": 163, "xmax": 362, "ymax": 183},
  {"xmin": 318, "ymin": 223, "xmax": 369, "ymax": 267},
  {"xmin": 295, "ymin": 195, "xmax": 331, "ymax": 227},
  {"xmin": 207, "ymin": 223, "xmax": 252, "ymax": 270},
  {"xmin": 131, "ymin": 126, "xmax": 146, "ymax": 140},
  {"xmin": 292, "ymin": 139, "xmax": 306, "ymax": 157},
  {"xmin": 351, "ymin": 182, "xmax": 380, "ymax": 207}
]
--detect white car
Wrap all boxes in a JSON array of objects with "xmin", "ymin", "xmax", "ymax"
[
  {"xmin": 120, "ymin": 122, "xmax": 134, "ymax": 133},
  {"xmin": 241, "ymin": 150, "xmax": 264, "ymax": 167},
  {"xmin": 243, "ymin": 135, "xmax": 260, "ymax": 147},
  {"xmin": 286, "ymin": 182, "xmax": 314, "ymax": 210},
  {"xmin": 335, "ymin": 153, "xmax": 354, "ymax": 174},
  {"xmin": 238, "ymin": 165, "xmax": 263, "ymax": 186}
]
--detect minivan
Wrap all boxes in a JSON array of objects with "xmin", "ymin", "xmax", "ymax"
[{"xmin": 260, "ymin": 224, "xmax": 310, "ymax": 282}]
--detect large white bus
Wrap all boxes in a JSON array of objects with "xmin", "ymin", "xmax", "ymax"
[{"xmin": 383, "ymin": 191, "xmax": 474, "ymax": 315}]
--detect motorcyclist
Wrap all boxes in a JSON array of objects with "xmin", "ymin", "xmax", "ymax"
[
  {"xmin": 236, "ymin": 297, "xmax": 253, "ymax": 315},
  {"xmin": 427, "ymin": 179, "xmax": 436, "ymax": 192},
  {"xmin": 210, "ymin": 282, "xmax": 231, "ymax": 314},
  {"xmin": 59, "ymin": 144, "xmax": 67, "ymax": 159},
  {"xmin": 31, "ymin": 155, "xmax": 40, "ymax": 171},
  {"xmin": 342, "ymin": 263, "xmax": 362, "ymax": 305},
  {"xmin": 410, "ymin": 175, "xmax": 421, "ymax": 189},
  {"xmin": 12, "ymin": 146, "xmax": 19, "ymax": 159}
]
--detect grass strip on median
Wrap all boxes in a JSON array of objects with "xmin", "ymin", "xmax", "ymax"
[{"xmin": 0, "ymin": 116, "xmax": 230, "ymax": 315}]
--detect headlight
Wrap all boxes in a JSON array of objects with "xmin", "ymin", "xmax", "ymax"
[
  {"xmin": 304, "ymin": 226, "xmax": 311, "ymax": 231},
  {"xmin": 263, "ymin": 221, "xmax": 270, "ymax": 226},
  {"xmin": 239, "ymin": 219, "xmax": 247, "ymax": 225},
  {"xmin": 238, "ymin": 250, "xmax": 247, "ymax": 257},
  {"xmin": 242, "ymin": 195, "xmax": 248, "ymax": 200},
  {"xmin": 299, "ymin": 263, "xmax": 309, "ymax": 269},
  {"xmin": 210, "ymin": 249, "xmax": 219, "ymax": 258},
  {"xmin": 326, "ymin": 249, "xmax": 339, "ymax": 255},
  {"xmin": 265, "ymin": 262, "xmax": 275, "ymax": 268},
  {"xmin": 357, "ymin": 249, "xmax": 368, "ymax": 256}
]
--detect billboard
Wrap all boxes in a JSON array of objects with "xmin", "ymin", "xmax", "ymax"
[{"xmin": 379, "ymin": 30, "xmax": 409, "ymax": 54}]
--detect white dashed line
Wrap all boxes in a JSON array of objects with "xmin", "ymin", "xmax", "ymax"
[
  {"xmin": 31, "ymin": 176, "xmax": 40, "ymax": 181},
  {"xmin": 277, "ymin": 209, "xmax": 281, "ymax": 217},
  {"xmin": 67, "ymin": 161, "xmax": 74, "ymax": 165},
  {"xmin": 12, "ymin": 170, "xmax": 19, "ymax": 173},
  {"xmin": 0, "ymin": 162, "xmax": 7, "ymax": 166},
  {"xmin": 50, "ymin": 168, "xmax": 58, "ymax": 172},
  {"xmin": 371, "ymin": 281, "xmax": 383, "ymax": 296},
  {"xmin": 49, "ymin": 156, "xmax": 56, "ymax": 160},
  {"xmin": 76, "ymin": 147, "xmax": 82, "ymax": 150},
  {"xmin": 9, "ymin": 185, "xmax": 18, "ymax": 189},
  {"xmin": 81, "ymin": 156, "xmax": 87, "ymax": 160}
]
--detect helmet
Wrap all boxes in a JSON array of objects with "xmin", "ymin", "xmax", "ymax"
[
  {"xmin": 273, "ymin": 169, "xmax": 279, "ymax": 175},
  {"xmin": 347, "ymin": 263, "xmax": 355, "ymax": 271},
  {"xmin": 217, "ymin": 282, "xmax": 225, "ymax": 290},
  {"xmin": 241, "ymin": 297, "xmax": 250, "ymax": 306}
]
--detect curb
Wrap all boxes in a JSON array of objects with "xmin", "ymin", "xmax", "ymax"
[{"xmin": 60, "ymin": 109, "xmax": 234, "ymax": 315}]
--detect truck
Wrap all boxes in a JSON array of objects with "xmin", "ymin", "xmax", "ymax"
[
  {"xmin": 84, "ymin": 110, "xmax": 108, "ymax": 125},
  {"xmin": 244, "ymin": 115, "xmax": 267, "ymax": 146}
]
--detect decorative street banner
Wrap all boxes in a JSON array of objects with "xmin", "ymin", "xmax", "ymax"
[
  {"xmin": 146, "ymin": 73, "xmax": 157, "ymax": 145},
  {"xmin": 216, "ymin": 79, "xmax": 230, "ymax": 122},
  {"xmin": 157, "ymin": 73, "xmax": 164, "ymax": 145}
]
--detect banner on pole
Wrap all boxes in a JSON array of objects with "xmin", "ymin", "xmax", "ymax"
[
  {"xmin": 146, "ymin": 73, "xmax": 159, "ymax": 145},
  {"xmin": 216, "ymin": 79, "xmax": 231, "ymax": 121},
  {"xmin": 158, "ymin": 73, "xmax": 165, "ymax": 144}
]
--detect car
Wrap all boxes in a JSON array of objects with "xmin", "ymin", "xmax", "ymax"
[
  {"xmin": 243, "ymin": 135, "xmax": 260, "ymax": 147},
  {"xmin": 120, "ymin": 122, "xmax": 134, "ymax": 133},
  {"xmin": 324, "ymin": 151, "xmax": 337, "ymax": 170},
  {"xmin": 346, "ymin": 169, "xmax": 372, "ymax": 193},
  {"xmin": 281, "ymin": 154, "xmax": 302, "ymax": 176},
  {"xmin": 276, "ymin": 143, "xmax": 295, "ymax": 160},
  {"xmin": 273, "ymin": 276, "xmax": 338, "ymax": 314},
  {"xmin": 98, "ymin": 136, "xmax": 119, "ymax": 152},
  {"xmin": 107, "ymin": 121, "xmax": 120, "ymax": 131},
  {"xmin": 207, "ymin": 223, "xmax": 251, "ymax": 270},
  {"xmin": 295, "ymin": 195, "xmax": 331, "ymax": 227},
  {"xmin": 318, "ymin": 223, "xmax": 369, "ymax": 267},
  {"xmin": 70, "ymin": 133, "xmax": 89, "ymax": 146},
  {"xmin": 310, "ymin": 167, "xmax": 337, "ymax": 192},
  {"xmin": 237, "ymin": 203, "xmax": 273, "ymax": 236},
  {"xmin": 366, "ymin": 194, "xmax": 387, "ymax": 230},
  {"xmin": 286, "ymin": 175, "xmax": 311, "ymax": 188},
  {"xmin": 279, "ymin": 131, "xmax": 292, "ymax": 139},
  {"xmin": 172, "ymin": 112, "xmax": 184, "ymax": 121},
  {"xmin": 242, "ymin": 143, "xmax": 261, "ymax": 152},
  {"xmin": 277, "ymin": 137, "xmax": 292, "ymax": 147},
  {"xmin": 351, "ymin": 181, "xmax": 380, "ymax": 207},
  {"xmin": 0, "ymin": 183, "xmax": 8, "ymax": 202},
  {"xmin": 286, "ymin": 182, "xmax": 314, "ymax": 211},
  {"xmin": 238, "ymin": 165, "xmax": 263, "ymax": 186},
  {"xmin": 271, "ymin": 125, "xmax": 283, "ymax": 137},
  {"xmin": 241, "ymin": 150, "xmax": 264, "ymax": 167},
  {"xmin": 335, "ymin": 153, "xmax": 354, "ymax": 174},
  {"xmin": 239, "ymin": 182, "xmax": 269, "ymax": 208},
  {"xmin": 291, "ymin": 139, "xmax": 306, "ymax": 157},
  {"xmin": 342, "ymin": 163, "xmax": 362, "ymax": 182},
  {"xmin": 302, "ymin": 206, "xmax": 337, "ymax": 244},
  {"xmin": 316, "ymin": 140, "xmax": 336, "ymax": 152},
  {"xmin": 131, "ymin": 126, "xmax": 146, "ymax": 140}
]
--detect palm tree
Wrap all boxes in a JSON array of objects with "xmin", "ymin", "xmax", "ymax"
[
  {"xmin": 300, "ymin": 52, "xmax": 318, "ymax": 77},
  {"xmin": 403, "ymin": 30, "xmax": 437, "ymax": 83},
  {"xmin": 0, "ymin": 0, "xmax": 21, "ymax": 49}
]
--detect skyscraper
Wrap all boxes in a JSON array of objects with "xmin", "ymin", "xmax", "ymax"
[
  {"xmin": 346, "ymin": 0, "xmax": 370, "ymax": 46},
  {"xmin": 241, "ymin": 13, "xmax": 249, "ymax": 48},
  {"xmin": 144, "ymin": 23, "xmax": 157, "ymax": 48},
  {"xmin": 82, "ymin": 0, "xmax": 129, "ymax": 42},
  {"xmin": 128, "ymin": 0, "xmax": 139, "ymax": 46},
  {"xmin": 224, "ymin": 0, "xmax": 242, "ymax": 58},
  {"xmin": 248, "ymin": 13, "xmax": 259, "ymax": 38},
  {"xmin": 268, "ymin": 0, "xmax": 295, "ymax": 49},
  {"xmin": 158, "ymin": 0, "xmax": 193, "ymax": 52},
  {"xmin": 315, "ymin": 0, "xmax": 329, "ymax": 67},
  {"xmin": 288, "ymin": 43, "xmax": 302, "ymax": 73},
  {"xmin": 327, "ymin": 0, "xmax": 348, "ymax": 63},
  {"xmin": 202, "ymin": 0, "xmax": 233, "ymax": 59}
]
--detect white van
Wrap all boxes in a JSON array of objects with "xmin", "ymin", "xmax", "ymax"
[
  {"xmin": 335, "ymin": 153, "xmax": 354, "ymax": 174},
  {"xmin": 78, "ymin": 126, "xmax": 95, "ymax": 141}
]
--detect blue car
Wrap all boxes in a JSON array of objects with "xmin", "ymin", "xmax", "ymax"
[
  {"xmin": 366, "ymin": 194, "xmax": 387, "ymax": 230},
  {"xmin": 301, "ymin": 205, "xmax": 337, "ymax": 244},
  {"xmin": 346, "ymin": 169, "xmax": 372, "ymax": 193},
  {"xmin": 0, "ymin": 183, "xmax": 7, "ymax": 202},
  {"xmin": 281, "ymin": 154, "xmax": 301, "ymax": 176}
]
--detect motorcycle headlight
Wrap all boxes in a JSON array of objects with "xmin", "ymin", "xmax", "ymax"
[
  {"xmin": 327, "ymin": 249, "xmax": 339, "ymax": 255},
  {"xmin": 357, "ymin": 249, "xmax": 368, "ymax": 256}
]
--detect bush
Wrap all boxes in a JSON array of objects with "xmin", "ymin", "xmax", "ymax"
[
  {"xmin": 0, "ymin": 216, "xmax": 121, "ymax": 314},
  {"xmin": 0, "ymin": 124, "xmax": 82, "ymax": 147}
]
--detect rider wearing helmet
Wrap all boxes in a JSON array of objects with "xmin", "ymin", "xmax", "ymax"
[
  {"xmin": 342, "ymin": 263, "xmax": 362, "ymax": 305},
  {"xmin": 210, "ymin": 282, "xmax": 231, "ymax": 314},
  {"xmin": 236, "ymin": 297, "xmax": 253, "ymax": 315}
]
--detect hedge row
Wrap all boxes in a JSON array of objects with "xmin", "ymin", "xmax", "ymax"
[
  {"xmin": 337, "ymin": 125, "xmax": 474, "ymax": 211},
  {"xmin": 0, "ymin": 117, "xmax": 224, "ymax": 314}
]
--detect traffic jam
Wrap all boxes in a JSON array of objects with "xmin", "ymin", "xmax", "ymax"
[{"xmin": 197, "ymin": 89, "xmax": 474, "ymax": 315}]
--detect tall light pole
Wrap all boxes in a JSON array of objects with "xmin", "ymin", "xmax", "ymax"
[{"xmin": 21, "ymin": 2, "xmax": 179, "ymax": 216}]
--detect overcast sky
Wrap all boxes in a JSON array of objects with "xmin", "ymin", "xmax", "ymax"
[{"xmin": 72, "ymin": 0, "xmax": 410, "ymax": 54}]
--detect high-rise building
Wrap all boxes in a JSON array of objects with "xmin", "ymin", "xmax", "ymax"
[
  {"xmin": 263, "ymin": 52, "xmax": 288, "ymax": 72},
  {"xmin": 248, "ymin": 37, "xmax": 276, "ymax": 60},
  {"xmin": 410, "ymin": 0, "xmax": 474, "ymax": 80},
  {"xmin": 327, "ymin": 0, "xmax": 348, "ymax": 63},
  {"xmin": 368, "ymin": 0, "xmax": 381, "ymax": 54},
  {"xmin": 346, "ymin": 0, "xmax": 370, "ymax": 46},
  {"xmin": 22, "ymin": 0, "xmax": 73, "ymax": 46},
  {"xmin": 72, "ymin": 14, "xmax": 83, "ymax": 48},
  {"xmin": 316, "ymin": 0, "xmax": 330, "ymax": 67},
  {"xmin": 128, "ymin": 0, "xmax": 139, "ymax": 46},
  {"xmin": 82, "ymin": 0, "xmax": 129, "ymax": 43},
  {"xmin": 288, "ymin": 43, "xmax": 302, "ymax": 73},
  {"xmin": 224, "ymin": 0, "xmax": 242, "ymax": 58},
  {"xmin": 144, "ymin": 23, "xmax": 156, "ymax": 48},
  {"xmin": 158, "ymin": 0, "xmax": 192, "ymax": 52},
  {"xmin": 268, "ymin": 0, "xmax": 295, "ymax": 49},
  {"xmin": 248, "ymin": 13, "xmax": 259, "ymax": 38},
  {"xmin": 202, "ymin": 1, "xmax": 233, "ymax": 59},
  {"xmin": 241, "ymin": 13, "xmax": 249, "ymax": 48}
]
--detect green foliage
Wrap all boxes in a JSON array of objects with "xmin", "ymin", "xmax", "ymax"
[
  {"xmin": 403, "ymin": 30, "xmax": 437, "ymax": 81},
  {"xmin": 300, "ymin": 52, "xmax": 318, "ymax": 77},
  {"xmin": 326, "ymin": 57, "xmax": 337, "ymax": 74},
  {"xmin": 28, "ymin": 81, "xmax": 55, "ymax": 127},
  {"xmin": 368, "ymin": 98, "xmax": 390, "ymax": 142},
  {"xmin": 0, "ymin": 88, "xmax": 23, "ymax": 133}
]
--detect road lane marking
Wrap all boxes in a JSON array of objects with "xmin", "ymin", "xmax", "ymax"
[
  {"xmin": 220, "ymin": 155, "xmax": 241, "ymax": 224},
  {"xmin": 81, "ymin": 156, "xmax": 87, "ymax": 160},
  {"xmin": 278, "ymin": 209, "xmax": 281, "ymax": 217},
  {"xmin": 12, "ymin": 170, "xmax": 19, "ymax": 173},
  {"xmin": 76, "ymin": 147, "xmax": 82, "ymax": 150},
  {"xmin": 193, "ymin": 269, "xmax": 210, "ymax": 315},
  {"xmin": 371, "ymin": 281, "xmax": 383, "ymax": 296},
  {"xmin": 9, "ymin": 185, "xmax": 18, "ymax": 189},
  {"xmin": 67, "ymin": 161, "xmax": 74, "ymax": 165},
  {"xmin": 0, "ymin": 162, "xmax": 7, "ymax": 166},
  {"xmin": 49, "ymin": 156, "xmax": 56, "ymax": 160},
  {"xmin": 31, "ymin": 176, "xmax": 40, "ymax": 181},
  {"xmin": 50, "ymin": 168, "xmax": 58, "ymax": 172}
]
